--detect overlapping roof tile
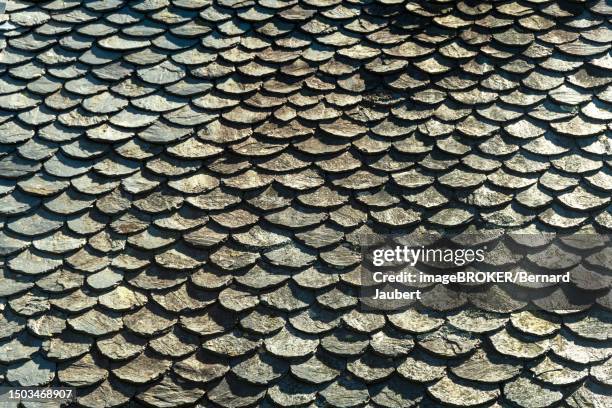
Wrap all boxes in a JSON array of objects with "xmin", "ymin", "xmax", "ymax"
[{"xmin": 0, "ymin": 0, "xmax": 610, "ymax": 406}]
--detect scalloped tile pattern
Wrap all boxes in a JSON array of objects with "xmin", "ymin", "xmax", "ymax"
[{"xmin": 0, "ymin": 0, "xmax": 611, "ymax": 407}]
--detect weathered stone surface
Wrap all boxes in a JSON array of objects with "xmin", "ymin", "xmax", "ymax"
[
  {"xmin": 429, "ymin": 376, "xmax": 499, "ymax": 406},
  {"xmin": 113, "ymin": 353, "xmax": 171, "ymax": 384},
  {"xmin": 265, "ymin": 327, "xmax": 319, "ymax": 358},
  {"xmin": 58, "ymin": 354, "xmax": 107, "ymax": 387},
  {"xmin": 452, "ymin": 349, "xmax": 521, "ymax": 383},
  {"xmin": 136, "ymin": 375, "xmax": 205, "ymax": 407},
  {"xmin": 504, "ymin": 377, "xmax": 563, "ymax": 408},
  {"xmin": 0, "ymin": 0, "xmax": 609, "ymax": 404}
]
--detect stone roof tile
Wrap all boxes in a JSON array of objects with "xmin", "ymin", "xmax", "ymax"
[{"xmin": 0, "ymin": 0, "xmax": 610, "ymax": 404}]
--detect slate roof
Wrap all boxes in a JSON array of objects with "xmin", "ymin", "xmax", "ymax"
[{"xmin": 0, "ymin": 0, "xmax": 610, "ymax": 407}]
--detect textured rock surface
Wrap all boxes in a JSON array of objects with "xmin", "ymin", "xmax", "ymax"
[{"xmin": 0, "ymin": 0, "xmax": 610, "ymax": 407}]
